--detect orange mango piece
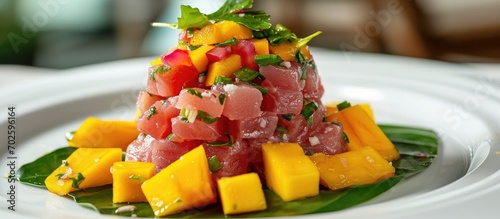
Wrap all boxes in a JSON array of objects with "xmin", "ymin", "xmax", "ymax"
[
  {"xmin": 336, "ymin": 105, "xmax": 399, "ymax": 161},
  {"xmin": 188, "ymin": 45, "xmax": 215, "ymax": 73},
  {"xmin": 190, "ymin": 21, "xmax": 252, "ymax": 46},
  {"xmin": 111, "ymin": 161, "xmax": 155, "ymax": 203},
  {"xmin": 205, "ymin": 54, "xmax": 242, "ymax": 86},
  {"xmin": 45, "ymin": 148, "xmax": 122, "ymax": 195},
  {"xmin": 217, "ymin": 173, "xmax": 267, "ymax": 215},
  {"xmin": 141, "ymin": 145, "xmax": 216, "ymax": 217},
  {"xmin": 68, "ymin": 117, "xmax": 140, "ymax": 151},
  {"xmin": 270, "ymin": 42, "xmax": 313, "ymax": 62},
  {"xmin": 250, "ymin": 38, "xmax": 270, "ymax": 55},
  {"xmin": 309, "ymin": 147, "xmax": 395, "ymax": 190}
]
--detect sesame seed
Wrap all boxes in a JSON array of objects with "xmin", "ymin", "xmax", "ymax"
[{"xmin": 115, "ymin": 205, "xmax": 137, "ymax": 214}]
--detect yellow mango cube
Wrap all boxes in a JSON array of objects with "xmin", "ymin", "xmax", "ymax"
[
  {"xmin": 188, "ymin": 45, "xmax": 215, "ymax": 73},
  {"xmin": 309, "ymin": 147, "xmax": 395, "ymax": 190},
  {"xmin": 141, "ymin": 145, "xmax": 216, "ymax": 217},
  {"xmin": 205, "ymin": 54, "xmax": 242, "ymax": 86},
  {"xmin": 45, "ymin": 148, "xmax": 122, "ymax": 195},
  {"xmin": 190, "ymin": 20, "xmax": 252, "ymax": 45},
  {"xmin": 269, "ymin": 42, "xmax": 297, "ymax": 61},
  {"xmin": 250, "ymin": 38, "xmax": 269, "ymax": 55},
  {"xmin": 339, "ymin": 105, "xmax": 399, "ymax": 161},
  {"xmin": 111, "ymin": 161, "xmax": 155, "ymax": 203},
  {"xmin": 217, "ymin": 173, "xmax": 267, "ymax": 215},
  {"xmin": 262, "ymin": 143, "xmax": 319, "ymax": 201},
  {"xmin": 68, "ymin": 117, "xmax": 140, "ymax": 151}
]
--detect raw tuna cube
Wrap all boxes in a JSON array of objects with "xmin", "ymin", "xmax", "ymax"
[
  {"xmin": 227, "ymin": 112, "xmax": 278, "ymax": 139},
  {"xmin": 302, "ymin": 64, "xmax": 322, "ymax": 99},
  {"xmin": 125, "ymin": 134, "xmax": 154, "ymax": 162},
  {"xmin": 278, "ymin": 114, "xmax": 310, "ymax": 143},
  {"xmin": 203, "ymin": 140, "xmax": 251, "ymax": 180},
  {"xmin": 153, "ymin": 65, "xmax": 200, "ymax": 97},
  {"xmin": 151, "ymin": 138, "xmax": 202, "ymax": 172},
  {"xmin": 261, "ymin": 87, "xmax": 303, "ymax": 115},
  {"xmin": 171, "ymin": 117, "xmax": 223, "ymax": 142},
  {"xmin": 260, "ymin": 62, "xmax": 301, "ymax": 91},
  {"xmin": 222, "ymin": 83, "xmax": 263, "ymax": 120},
  {"xmin": 175, "ymin": 88, "xmax": 224, "ymax": 117},
  {"xmin": 231, "ymin": 40, "xmax": 258, "ymax": 70},
  {"xmin": 302, "ymin": 122, "xmax": 347, "ymax": 155},
  {"xmin": 136, "ymin": 91, "xmax": 165, "ymax": 113},
  {"xmin": 137, "ymin": 100, "xmax": 180, "ymax": 140}
]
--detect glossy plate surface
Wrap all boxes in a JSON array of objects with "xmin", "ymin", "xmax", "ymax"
[{"xmin": 1, "ymin": 48, "xmax": 499, "ymax": 218}]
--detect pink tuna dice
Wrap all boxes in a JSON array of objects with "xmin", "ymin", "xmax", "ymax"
[
  {"xmin": 125, "ymin": 134, "xmax": 155, "ymax": 162},
  {"xmin": 260, "ymin": 62, "xmax": 302, "ymax": 91},
  {"xmin": 136, "ymin": 100, "xmax": 180, "ymax": 140},
  {"xmin": 302, "ymin": 122, "xmax": 347, "ymax": 155},
  {"xmin": 261, "ymin": 87, "xmax": 303, "ymax": 115},
  {"xmin": 171, "ymin": 117, "xmax": 223, "ymax": 142},
  {"xmin": 222, "ymin": 83, "xmax": 263, "ymax": 120},
  {"xmin": 175, "ymin": 88, "xmax": 225, "ymax": 117},
  {"xmin": 227, "ymin": 112, "xmax": 278, "ymax": 139}
]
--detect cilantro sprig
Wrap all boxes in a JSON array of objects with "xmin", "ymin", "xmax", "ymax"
[{"xmin": 151, "ymin": 0, "xmax": 271, "ymax": 31}]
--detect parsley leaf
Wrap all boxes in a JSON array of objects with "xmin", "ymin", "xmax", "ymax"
[
  {"xmin": 177, "ymin": 5, "xmax": 210, "ymax": 29},
  {"xmin": 233, "ymin": 67, "xmax": 260, "ymax": 82}
]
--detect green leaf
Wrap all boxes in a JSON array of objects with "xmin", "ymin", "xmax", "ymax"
[
  {"xmin": 255, "ymin": 54, "xmax": 283, "ymax": 66},
  {"xmin": 21, "ymin": 124, "xmax": 438, "ymax": 217},
  {"xmin": 15, "ymin": 147, "xmax": 77, "ymax": 187},
  {"xmin": 214, "ymin": 37, "xmax": 238, "ymax": 47},
  {"xmin": 177, "ymin": 5, "xmax": 210, "ymax": 29},
  {"xmin": 297, "ymin": 31, "xmax": 322, "ymax": 49},
  {"xmin": 208, "ymin": 0, "xmax": 253, "ymax": 18},
  {"xmin": 233, "ymin": 67, "xmax": 260, "ymax": 82},
  {"xmin": 214, "ymin": 75, "xmax": 233, "ymax": 85},
  {"xmin": 208, "ymin": 156, "xmax": 223, "ymax": 173}
]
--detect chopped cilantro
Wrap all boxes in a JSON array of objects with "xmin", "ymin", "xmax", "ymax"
[
  {"xmin": 188, "ymin": 44, "xmax": 202, "ymax": 51},
  {"xmin": 342, "ymin": 132, "xmax": 350, "ymax": 144},
  {"xmin": 337, "ymin": 101, "xmax": 351, "ymax": 111},
  {"xmin": 71, "ymin": 172, "xmax": 85, "ymax": 189},
  {"xmin": 196, "ymin": 111, "xmax": 219, "ymax": 124},
  {"xmin": 215, "ymin": 37, "xmax": 238, "ymax": 47},
  {"xmin": 255, "ymin": 54, "xmax": 283, "ymax": 66},
  {"xmin": 250, "ymin": 83, "xmax": 268, "ymax": 95},
  {"xmin": 214, "ymin": 76, "xmax": 233, "ymax": 85},
  {"xmin": 207, "ymin": 134, "xmax": 233, "ymax": 147},
  {"xmin": 149, "ymin": 65, "xmax": 170, "ymax": 81},
  {"xmin": 219, "ymin": 93, "xmax": 226, "ymax": 105},
  {"xmin": 208, "ymin": 156, "xmax": 223, "ymax": 173},
  {"xmin": 146, "ymin": 106, "xmax": 157, "ymax": 119},
  {"xmin": 185, "ymin": 88, "xmax": 203, "ymax": 98},
  {"xmin": 233, "ymin": 67, "xmax": 260, "ymax": 82},
  {"xmin": 301, "ymin": 101, "xmax": 318, "ymax": 126},
  {"xmin": 282, "ymin": 114, "xmax": 293, "ymax": 121}
]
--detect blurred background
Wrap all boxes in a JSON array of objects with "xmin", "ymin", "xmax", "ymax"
[{"xmin": 1, "ymin": 0, "xmax": 499, "ymax": 69}]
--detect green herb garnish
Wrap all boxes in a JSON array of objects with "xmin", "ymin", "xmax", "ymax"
[
  {"xmin": 250, "ymin": 83, "xmax": 268, "ymax": 95},
  {"xmin": 129, "ymin": 174, "xmax": 146, "ymax": 181},
  {"xmin": 71, "ymin": 172, "xmax": 85, "ymax": 189},
  {"xmin": 342, "ymin": 132, "xmax": 350, "ymax": 144},
  {"xmin": 207, "ymin": 134, "xmax": 233, "ymax": 147},
  {"xmin": 337, "ymin": 101, "xmax": 351, "ymax": 111},
  {"xmin": 214, "ymin": 76, "xmax": 233, "ymax": 85},
  {"xmin": 185, "ymin": 88, "xmax": 203, "ymax": 98},
  {"xmin": 196, "ymin": 111, "xmax": 219, "ymax": 124},
  {"xmin": 146, "ymin": 106, "xmax": 157, "ymax": 119},
  {"xmin": 233, "ymin": 67, "xmax": 260, "ymax": 82},
  {"xmin": 301, "ymin": 101, "xmax": 318, "ymax": 126},
  {"xmin": 255, "ymin": 54, "xmax": 283, "ymax": 66},
  {"xmin": 215, "ymin": 37, "xmax": 238, "ymax": 47},
  {"xmin": 149, "ymin": 65, "xmax": 170, "ymax": 81},
  {"xmin": 208, "ymin": 156, "xmax": 223, "ymax": 173},
  {"xmin": 282, "ymin": 114, "xmax": 293, "ymax": 121},
  {"xmin": 219, "ymin": 93, "xmax": 226, "ymax": 105}
]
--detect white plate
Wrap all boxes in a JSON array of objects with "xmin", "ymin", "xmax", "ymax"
[{"xmin": 1, "ymin": 48, "xmax": 500, "ymax": 219}]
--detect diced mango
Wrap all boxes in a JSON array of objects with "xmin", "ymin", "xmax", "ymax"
[
  {"xmin": 190, "ymin": 21, "xmax": 252, "ymax": 46},
  {"xmin": 68, "ymin": 117, "xmax": 140, "ymax": 151},
  {"xmin": 188, "ymin": 45, "xmax": 215, "ymax": 73},
  {"xmin": 300, "ymin": 45, "xmax": 313, "ymax": 61},
  {"xmin": 336, "ymin": 105, "xmax": 399, "ymax": 161},
  {"xmin": 325, "ymin": 101, "xmax": 340, "ymax": 118},
  {"xmin": 269, "ymin": 42, "xmax": 297, "ymax": 61},
  {"xmin": 141, "ymin": 145, "xmax": 216, "ymax": 217},
  {"xmin": 44, "ymin": 148, "xmax": 122, "ymax": 195},
  {"xmin": 262, "ymin": 142, "xmax": 319, "ymax": 201},
  {"xmin": 217, "ymin": 173, "xmax": 267, "ymax": 215},
  {"xmin": 250, "ymin": 38, "xmax": 270, "ymax": 55},
  {"xmin": 205, "ymin": 54, "xmax": 242, "ymax": 86},
  {"xmin": 111, "ymin": 161, "xmax": 155, "ymax": 203},
  {"xmin": 359, "ymin": 103, "xmax": 375, "ymax": 121},
  {"xmin": 150, "ymin": 57, "xmax": 162, "ymax": 66},
  {"xmin": 309, "ymin": 147, "xmax": 395, "ymax": 190}
]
